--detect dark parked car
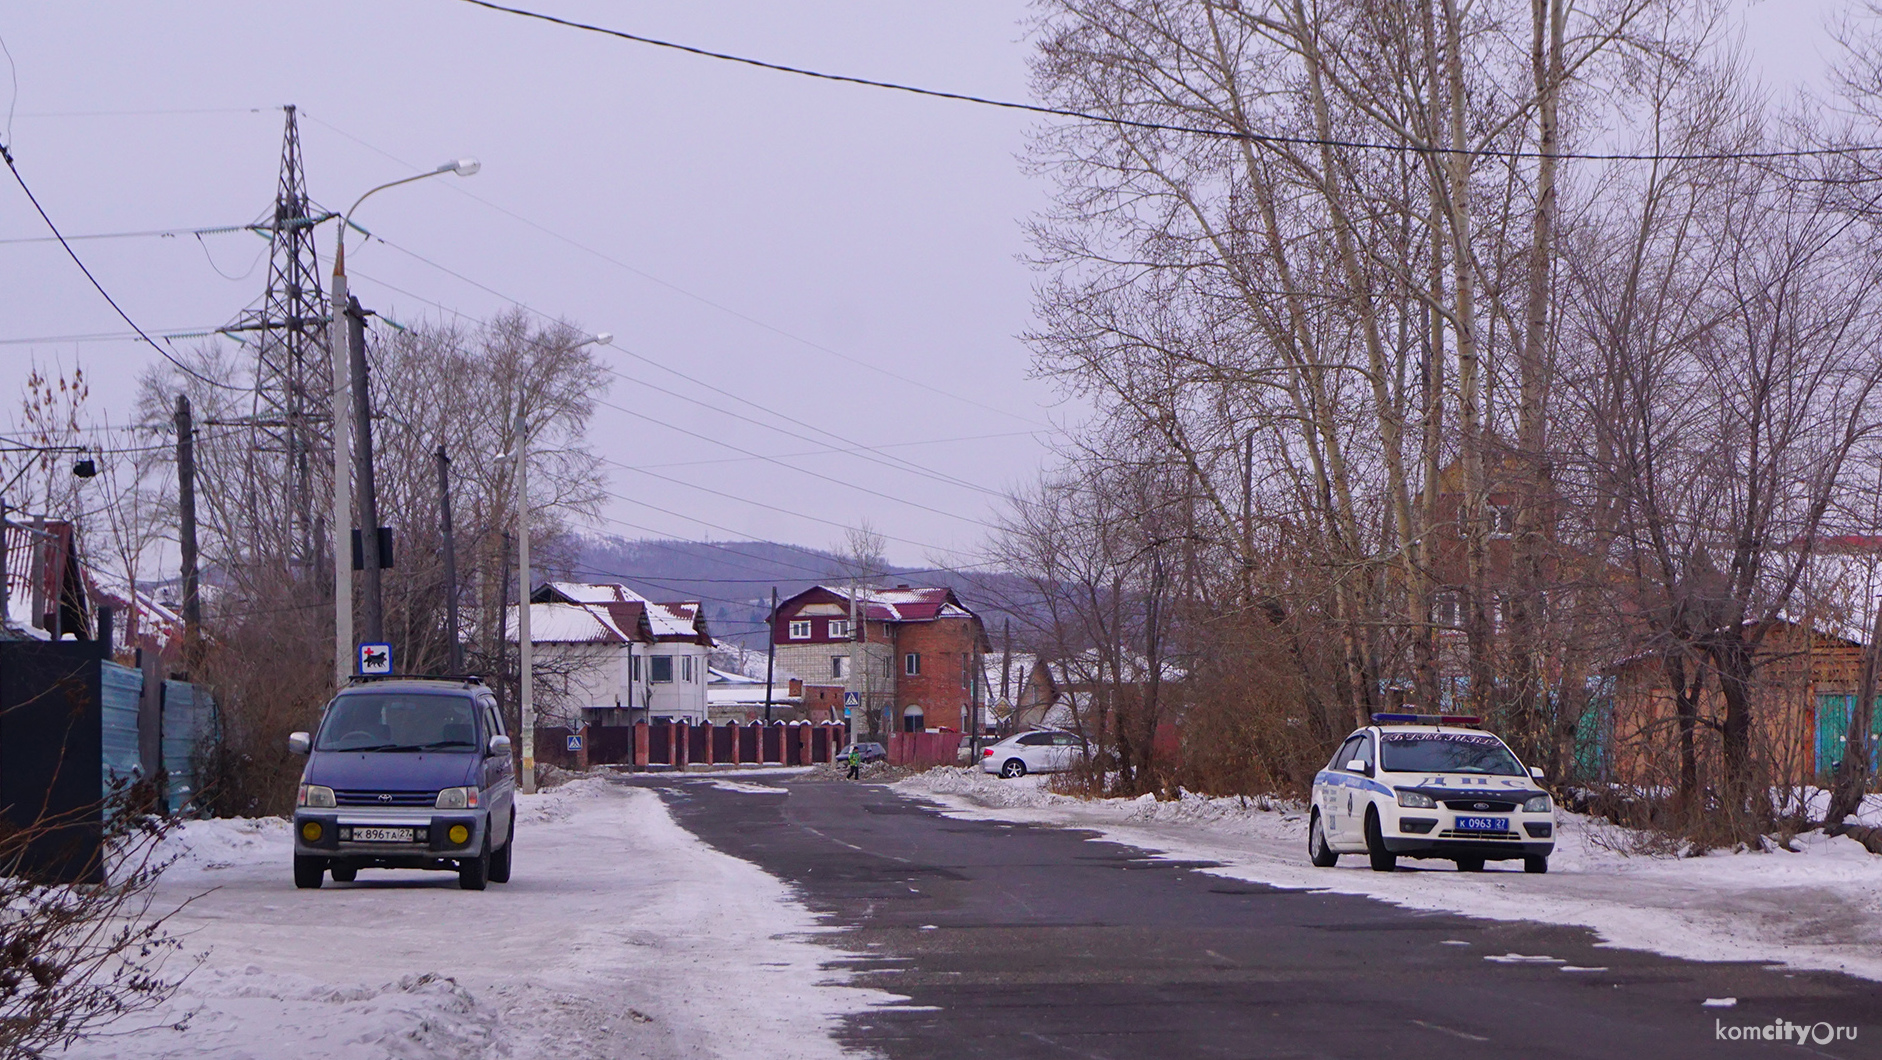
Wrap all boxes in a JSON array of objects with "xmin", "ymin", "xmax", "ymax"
[
  {"xmin": 837, "ymin": 741, "xmax": 888, "ymax": 764},
  {"xmin": 289, "ymin": 677, "xmax": 516, "ymax": 891}
]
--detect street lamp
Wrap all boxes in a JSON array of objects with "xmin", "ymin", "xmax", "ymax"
[
  {"xmin": 516, "ymin": 331, "xmax": 612, "ymax": 793},
  {"xmin": 329, "ymin": 158, "xmax": 479, "ymax": 688}
]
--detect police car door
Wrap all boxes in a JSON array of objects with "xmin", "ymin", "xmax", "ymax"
[{"xmin": 1324, "ymin": 735, "xmax": 1363, "ymax": 845}]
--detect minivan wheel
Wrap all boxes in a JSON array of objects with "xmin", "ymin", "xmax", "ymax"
[
  {"xmin": 1524, "ymin": 855, "xmax": 1549, "ymax": 874},
  {"xmin": 459, "ymin": 835, "xmax": 490, "ymax": 891},
  {"xmin": 1455, "ymin": 856, "xmax": 1485, "ymax": 873},
  {"xmin": 328, "ymin": 862, "xmax": 358, "ymax": 883},
  {"xmin": 293, "ymin": 855, "xmax": 325, "ymax": 889},
  {"xmin": 488, "ymin": 812, "xmax": 514, "ymax": 884},
  {"xmin": 1000, "ymin": 758, "xmax": 1027, "ymax": 778}
]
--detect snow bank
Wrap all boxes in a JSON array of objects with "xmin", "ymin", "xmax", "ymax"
[
  {"xmin": 67, "ymin": 778, "xmax": 891, "ymax": 1059},
  {"xmin": 898, "ymin": 768, "xmax": 1882, "ymax": 982}
]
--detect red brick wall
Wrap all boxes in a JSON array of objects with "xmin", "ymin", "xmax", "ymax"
[{"xmin": 891, "ymin": 618, "xmax": 980, "ymax": 731}]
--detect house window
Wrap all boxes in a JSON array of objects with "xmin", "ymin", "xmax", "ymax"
[
  {"xmin": 682, "ymin": 656, "xmax": 694, "ymax": 682},
  {"xmin": 651, "ymin": 655, "xmax": 674, "ymax": 683},
  {"xmin": 832, "ymin": 655, "xmax": 848, "ymax": 679},
  {"xmin": 630, "ymin": 654, "xmax": 641, "ymax": 681},
  {"xmin": 901, "ymin": 705, "xmax": 924, "ymax": 732},
  {"xmin": 960, "ymin": 655, "xmax": 970, "ymax": 689},
  {"xmin": 905, "ymin": 652, "xmax": 921, "ymax": 676},
  {"xmin": 1432, "ymin": 590, "xmax": 1462, "ymax": 629},
  {"xmin": 1489, "ymin": 501, "xmax": 1515, "ymax": 537},
  {"xmin": 788, "ymin": 620, "xmax": 811, "ymax": 639},
  {"xmin": 828, "ymin": 619, "xmax": 851, "ymax": 639}
]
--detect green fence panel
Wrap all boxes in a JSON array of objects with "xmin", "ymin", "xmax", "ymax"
[{"xmin": 1815, "ymin": 694, "xmax": 1882, "ymax": 777}]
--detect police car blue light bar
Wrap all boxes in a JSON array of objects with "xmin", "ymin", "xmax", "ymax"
[{"xmin": 1370, "ymin": 712, "xmax": 1483, "ymax": 726}]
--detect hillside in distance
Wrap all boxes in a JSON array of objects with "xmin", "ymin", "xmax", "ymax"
[{"xmin": 567, "ymin": 536, "xmax": 1036, "ymax": 652}]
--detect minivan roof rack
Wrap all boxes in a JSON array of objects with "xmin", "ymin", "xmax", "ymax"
[{"xmin": 345, "ymin": 673, "xmax": 486, "ymax": 686}]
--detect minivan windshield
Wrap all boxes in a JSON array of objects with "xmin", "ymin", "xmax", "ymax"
[
  {"xmin": 316, "ymin": 692, "xmax": 480, "ymax": 752},
  {"xmin": 1379, "ymin": 731, "xmax": 1524, "ymax": 775}
]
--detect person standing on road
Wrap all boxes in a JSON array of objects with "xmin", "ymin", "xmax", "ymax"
[{"xmin": 847, "ymin": 744, "xmax": 862, "ymax": 780}]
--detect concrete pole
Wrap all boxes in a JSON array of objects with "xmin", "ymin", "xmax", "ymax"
[
  {"xmin": 516, "ymin": 405, "xmax": 536, "ymax": 794},
  {"xmin": 330, "ymin": 256, "xmax": 353, "ymax": 688}
]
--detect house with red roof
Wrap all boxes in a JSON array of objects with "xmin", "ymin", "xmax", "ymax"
[{"xmin": 771, "ymin": 584, "xmax": 988, "ymax": 735}]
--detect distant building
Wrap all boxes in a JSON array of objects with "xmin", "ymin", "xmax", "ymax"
[
  {"xmin": 511, "ymin": 582, "xmax": 713, "ymax": 726},
  {"xmin": 770, "ymin": 585, "xmax": 988, "ymax": 733}
]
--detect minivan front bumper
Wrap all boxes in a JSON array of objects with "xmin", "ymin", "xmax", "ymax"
[{"xmin": 293, "ymin": 805, "xmax": 485, "ymax": 866}]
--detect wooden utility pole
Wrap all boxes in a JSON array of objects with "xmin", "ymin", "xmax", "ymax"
[
  {"xmin": 174, "ymin": 395, "xmax": 202, "ymax": 672},
  {"xmin": 348, "ymin": 296, "xmax": 384, "ymax": 643},
  {"xmin": 437, "ymin": 446, "xmax": 461, "ymax": 675},
  {"xmin": 762, "ymin": 586, "xmax": 777, "ymax": 723}
]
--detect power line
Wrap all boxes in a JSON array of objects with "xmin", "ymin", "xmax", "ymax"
[
  {"xmin": 300, "ymin": 108, "xmax": 1046, "ymax": 426},
  {"xmin": 590, "ymin": 391, "xmax": 996, "ymax": 528},
  {"xmin": 347, "ymin": 238, "xmax": 1018, "ymax": 497},
  {"xmin": 0, "ymin": 140, "xmax": 244, "ymax": 392},
  {"xmin": 448, "ymin": 0, "xmax": 1882, "ymax": 164},
  {"xmin": 0, "ymin": 221, "xmax": 261, "ymax": 244}
]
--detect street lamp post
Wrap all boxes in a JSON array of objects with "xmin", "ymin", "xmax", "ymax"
[
  {"xmin": 515, "ymin": 331, "xmax": 611, "ymax": 794},
  {"xmin": 329, "ymin": 158, "xmax": 479, "ymax": 688}
]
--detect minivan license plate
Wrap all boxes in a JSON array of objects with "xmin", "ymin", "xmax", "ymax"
[
  {"xmin": 352, "ymin": 827, "xmax": 413, "ymax": 843},
  {"xmin": 1454, "ymin": 816, "xmax": 1507, "ymax": 832}
]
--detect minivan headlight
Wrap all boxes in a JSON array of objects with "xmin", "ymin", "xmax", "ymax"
[
  {"xmin": 1523, "ymin": 794, "xmax": 1551, "ymax": 814},
  {"xmin": 1396, "ymin": 789, "xmax": 1436, "ymax": 809},
  {"xmin": 435, "ymin": 787, "xmax": 479, "ymax": 810},
  {"xmin": 298, "ymin": 784, "xmax": 335, "ymax": 808}
]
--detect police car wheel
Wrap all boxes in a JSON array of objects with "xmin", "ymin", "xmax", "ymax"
[
  {"xmin": 1308, "ymin": 812, "xmax": 1339, "ymax": 867},
  {"xmin": 1524, "ymin": 855, "xmax": 1549, "ymax": 874},
  {"xmin": 293, "ymin": 855, "xmax": 325, "ymax": 889},
  {"xmin": 1364, "ymin": 809, "xmax": 1396, "ymax": 872},
  {"xmin": 329, "ymin": 862, "xmax": 358, "ymax": 883},
  {"xmin": 1000, "ymin": 758, "xmax": 1027, "ymax": 778},
  {"xmin": 1454, "ymin": 855, "xmax": 1484, "ymax": 873}
]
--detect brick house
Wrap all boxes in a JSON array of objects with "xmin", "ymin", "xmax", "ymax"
[{"xmin": 770, "ymin": 585, "xmax": 989, "ymax": 733}]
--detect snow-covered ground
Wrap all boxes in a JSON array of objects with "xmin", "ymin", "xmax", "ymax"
[
  {"xmin": 64, "ymin": 777, "xmax": 893, "ymax": 1059},
  {"xmin": 898, "ymin": 768, "xmax": 1882, "ymax": 982}
]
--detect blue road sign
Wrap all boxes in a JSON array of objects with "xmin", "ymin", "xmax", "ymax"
[
  {"xmin": 359, "ymin": 642, "xmax": 393, "ymax": 675},
  {"xmin": 567, "ymin": 732, "xmax": 584, "ymax": 752}
]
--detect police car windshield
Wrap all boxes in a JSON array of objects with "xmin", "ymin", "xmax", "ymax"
[
  {"xmin": 1379, "ymin": 731, "xmax": 1523, "ymax": 775},
  {"xmin": 317, "ymin": 693, "xmax": 479, "ymax": 752}
]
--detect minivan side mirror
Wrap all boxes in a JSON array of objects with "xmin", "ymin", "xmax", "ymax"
[
  {"xmin": 488, "ymin": 734, "xmax": 512, "ymax": 757},
  {"xmin": 1345, "ymin": 758, "xmax": 1369, "ymax": 775},
  {"xmin": 1529, "ymin": 766, "xmax": 1545, "ymax": 780},
  {"xmin": 288, "ymin": 732, "xmax": 311, "ymax": 756}
]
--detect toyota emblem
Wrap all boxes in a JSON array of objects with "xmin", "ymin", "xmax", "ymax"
[
  {"xmin": 378, "ymin": 793, "xmax": 393, "ymax": 802},
  {"xmin": 1472, "ymin": 802, "xmax": 1489, "ymax": 810}
]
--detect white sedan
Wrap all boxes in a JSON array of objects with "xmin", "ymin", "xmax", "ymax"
[{"xmin": 979, "ymin": 730, "xmax": 1083, "ymax": 778}]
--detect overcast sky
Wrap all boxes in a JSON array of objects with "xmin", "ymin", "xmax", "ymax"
[{"xmin": 0, "ymin": 0, "xmax": 1855, "ymax": 572}]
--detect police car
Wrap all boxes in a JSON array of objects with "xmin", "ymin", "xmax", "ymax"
[{"xmin": 1308, "ymin": 713, "xmax": 1554, "ymax": 873}]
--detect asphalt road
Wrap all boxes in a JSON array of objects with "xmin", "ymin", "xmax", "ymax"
[{"xmin": 634, "ymin": 774, "xmax": 1882, "ymax": 1059}]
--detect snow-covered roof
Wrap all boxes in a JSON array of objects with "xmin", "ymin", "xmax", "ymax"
[
  {"xmin": 800, "ymin": 585, "xmax": 972, "ymax": 623},
  {"xmin": 531, "ymin": 582, "xmax": 711, "ymax": 646},
  {"xmin": 509, "ymin": 602, "xmax": 632, "ymax": 644}
]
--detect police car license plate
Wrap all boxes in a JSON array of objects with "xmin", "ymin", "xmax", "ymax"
[
  {"xmin": 352, "ymin": 827, "xmax": 414, "ymax": 843},
  {"xmin": 1454, "ymin": 816, "xmax": 1507, "ymax": 833}
]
